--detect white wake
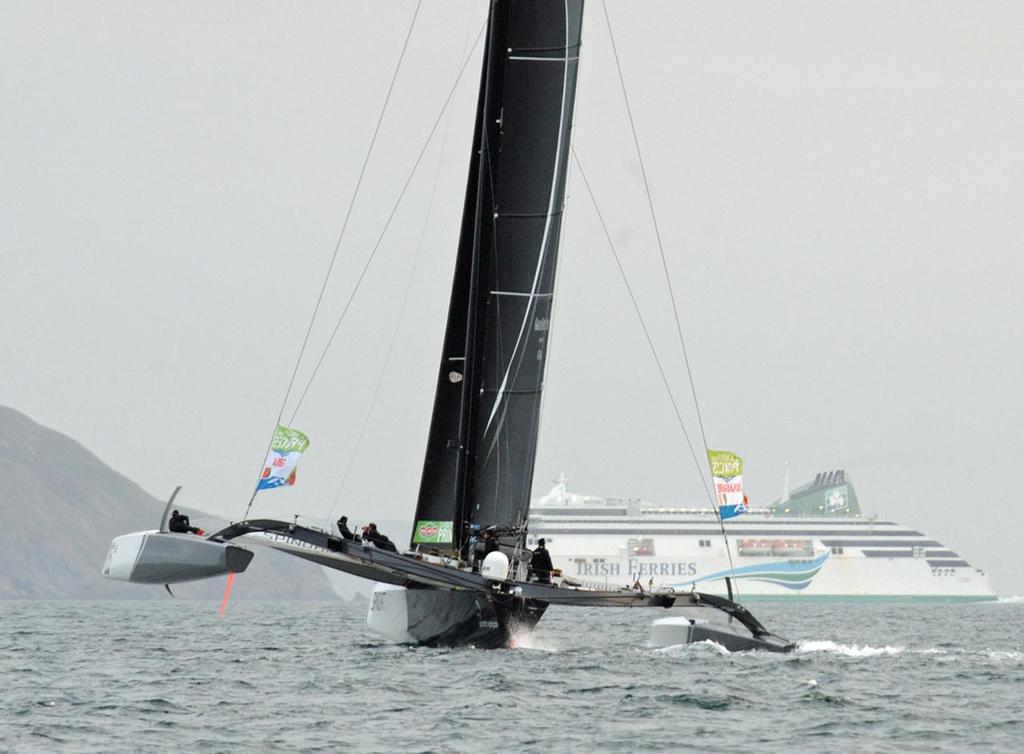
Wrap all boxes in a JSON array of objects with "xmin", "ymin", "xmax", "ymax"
[{"xmin": 796, "ymin": 640, "xmax": 905, "ymax": 657}]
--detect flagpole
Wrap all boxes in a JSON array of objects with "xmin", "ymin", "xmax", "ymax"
[{"xmin": 242, "ymin": 429, "xmax": 278, "ymax": 521}]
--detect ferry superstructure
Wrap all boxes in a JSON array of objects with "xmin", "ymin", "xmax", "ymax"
[{"xmin": 526, "ymin": 471, "xmax": 995, "ymax": 601}]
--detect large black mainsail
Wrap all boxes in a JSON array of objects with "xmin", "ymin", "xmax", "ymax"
[{"xmin": 412, "ymin": 1, "xmax": 584, "ymax": 551}]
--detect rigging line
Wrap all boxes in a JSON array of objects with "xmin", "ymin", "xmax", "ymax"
[
  {"xmin": 600, "ymin": 2, "xmax": 713, "ymax": 475},
  {"xmin": 242, "ymin": 0, "xmax": 424, "ymax": 521},
  {"xmin": 570, "ymin": 149, "xmax": 712, "ymax": 506},
  {"xmin": 572, "ymin": 147, "xmax": 740, "ymax": 591},
  {"xmin": 284, "ymin": 21, "xmax": 487, "ymax": 426},
  {"xmin": 324, "ymin": 5, "xmax": 477, "ymax": 526},
  {"xmin": 601, "ymin": 1, "xmax": 737, "ymax": 593},
  {"xmin": 321, "ymin": 148, "xmax": 434, "ymax": 527}
]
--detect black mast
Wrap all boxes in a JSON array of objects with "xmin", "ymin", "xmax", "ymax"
[{"xmin": 412, "ymin": 1, "xmax": 584, "ymax": 552}]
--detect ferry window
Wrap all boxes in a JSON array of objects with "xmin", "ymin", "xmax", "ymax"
[
  {"xmin": 628, "ymin": 538, "xmax": 655, "ymax": 557},
  {"xmin": 737, "ymin": 539, "xmax": 758, "ymax": 556}
]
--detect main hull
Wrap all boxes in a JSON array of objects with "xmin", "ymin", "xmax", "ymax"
[{"xmin": 366, "ymin": 584, "xmax": 546, "ymax": 649}]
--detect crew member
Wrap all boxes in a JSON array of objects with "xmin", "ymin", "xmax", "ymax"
[
  {"xmin": 363, "ymin": 523, "xmax": 397, "ymax": 552},
  {"xmin": 168, "ymin": 509, "xmax": 203, "ymax": 535},
  {"xmin": 530, "ymin": 538, "xmax": 554, "ymax": 584},
  {"xmin": 464, "ymin": 529, "xmax": 480, "ymax": 568},
  {"xmin": 336, "ymin": 516, "xmax": 355, "ymax": 541},
  {"xmin": 482, "ymin": 530, "xmax": 499, "ymax": 556}
]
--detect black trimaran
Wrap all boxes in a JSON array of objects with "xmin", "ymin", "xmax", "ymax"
[{"xmin": 103, "ymin": 0, "xmax": 792, "ymax": 653}]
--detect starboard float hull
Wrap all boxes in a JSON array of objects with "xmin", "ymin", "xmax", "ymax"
[{"xmin": 650, "ymin": 615, "xmax": 794, "ymax": 653}]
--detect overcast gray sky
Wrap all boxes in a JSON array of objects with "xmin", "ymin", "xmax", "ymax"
[{"xmin": 2, "ymin": 1, "xmax": 1022, "ymax": 595}]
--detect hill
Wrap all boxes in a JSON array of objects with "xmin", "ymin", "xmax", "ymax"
[{"xmin": 0, "ymin": 405, "xmax": 337, "ymax": 600}]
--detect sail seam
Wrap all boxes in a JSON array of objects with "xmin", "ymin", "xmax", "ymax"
[
  {"xmin": 509, "ymin": 55, "xmax": 579, "ymax": 62},
  {"xmin": 496, "ymin": 210, "xmax": 564, "ymax": 219},
  {"xmin": 490, "ymin": 291, "xmax": 553, "ymax": 298},
  {"xmin": 508, "ymin": 44, "xmax": 581, "ymax": 54},
  {"xmin": 482, "ymin": 1, "xmax": 572, "ymax": 440},
  {"xmin": 480, "ymin": 387, "xmax": 542, "ymax": 395}
]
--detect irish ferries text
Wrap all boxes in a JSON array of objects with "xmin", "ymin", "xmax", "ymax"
[{"xmin": 575, "ymin": 560, "xmax": 697, "ymax": 577}]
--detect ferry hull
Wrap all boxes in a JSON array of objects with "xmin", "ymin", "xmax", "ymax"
[
  {"xmin": 529, "ymin": 473, "xmax": 996, "ymax": 602},
  {"xmin": 551, "ymin": 547, "xmax": 996, "ymax": 601}
]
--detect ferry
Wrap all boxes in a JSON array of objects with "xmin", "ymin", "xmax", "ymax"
[{"xmin": 526, "ymin": 470, "xmax": 996, "ymax": 601}]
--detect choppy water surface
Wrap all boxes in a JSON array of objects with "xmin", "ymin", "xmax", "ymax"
[{"xmin": 1, "ymin": 599, "xmax": 1022, "ymax": 753}]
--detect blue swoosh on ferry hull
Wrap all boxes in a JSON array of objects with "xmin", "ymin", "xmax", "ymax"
[{"xmin": 669, "ymin": 551, "xmax": 831, "ymax": 592}]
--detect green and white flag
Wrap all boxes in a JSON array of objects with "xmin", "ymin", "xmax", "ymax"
[
  {"xmin": 708, "ymin": 449, "xmax": 747, "ymax": 520},
  {"xmin": 258, "ymin": 425, "xmax": 310, "ymax": 490}
]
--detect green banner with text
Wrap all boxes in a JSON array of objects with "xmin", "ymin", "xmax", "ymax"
[{"xmin": 412, "ymin": 520, "xmax": 453, "ymax": 544}]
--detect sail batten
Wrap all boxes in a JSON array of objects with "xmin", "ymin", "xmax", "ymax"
[{"xmin": 412, "ymin": 0, "xmax": 584, "ymax": 552}]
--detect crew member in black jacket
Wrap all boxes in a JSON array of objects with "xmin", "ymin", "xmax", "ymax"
[
  {"xmin": 362, "ymin": 523, "xmax": 397, "ymax": 552},
  {"xmin": 168, "ymin": 509, "xmax": 203, "ymax": 535},
  {"xmin": 336, "ymin": 516, "xmax": 356, "ymax": 541},
  {"xmin": 482, "ymin": 530, "xmax": 499, "ymax": 556},
  {"xmin": 530, "ymin": 538, "xmax": 554, "ymax": 584}
]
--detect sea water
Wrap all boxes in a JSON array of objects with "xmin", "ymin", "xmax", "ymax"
[{"xmin": 1, "ymin": 599, "xmax": 1021, "ymax": 753}]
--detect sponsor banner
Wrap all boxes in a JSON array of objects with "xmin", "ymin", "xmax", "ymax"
[
  {"xmin": 412, "ymin": 519, "xmax": 453, "ymax": 544},
  {"xmin": 257, "ymin": 425, "xmax": 310, "ymax": 491},
  {"xmin": 708, "ymin": 449, "xmax": 747, "ymax": 520}
]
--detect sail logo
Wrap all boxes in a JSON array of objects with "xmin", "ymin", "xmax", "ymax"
[{"xmin": 413, "ymin": 520, "xmax": 453, "ymax": 544}]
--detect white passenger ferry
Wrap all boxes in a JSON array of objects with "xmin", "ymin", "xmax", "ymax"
[{"xmin": 526, "ymin": 471, "xmax": 996, "ymax": 601}]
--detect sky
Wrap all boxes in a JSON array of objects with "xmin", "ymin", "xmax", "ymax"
[{"xmin": 2, "ymin": 1, "xmax": 1022, "ymax": 595}]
